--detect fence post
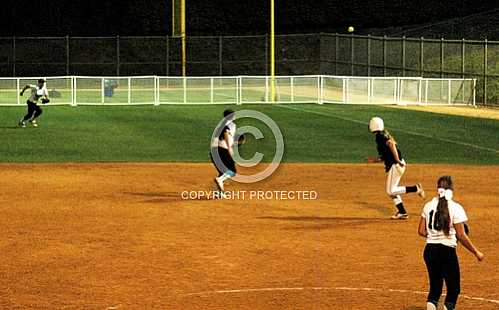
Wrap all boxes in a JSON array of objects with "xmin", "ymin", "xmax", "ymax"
[
  {"xmin": 402, "ymin": 36, "xmax": 406, "ymax": 77},
  {"xmin": 350, "ymin": 34, "xmax": 354, "ymax": 75},
  {"xmin": 265, "ymin": 34, "xmax": 268, "ymax": 76},
  {"xmin": 219, "ymin": 36, "xmax": 223, "ymax": 76},
  {"xmin": 210, "ymin": 77, "xmax": 214, "ymax": 104},
  {"xmin": 383, "ymin": 35, "xmax": 387, "ymax": 77},
  {"xmin": 335, "ymin": 33, "xmax": 339, "ymax": 75},
  {"xmin": 127, "ymin": 77, "xmax": 131, "ymax": 104},
  {"xmin": 440, "ymin": 38, "xmax": 444, "ymax": 78},
  {"xmin": 343, "ymin": 78, "xmax": 348, "ymax": 103},
  {"xmin": 484, "ymin": 39, "xmax": 488, "ymax": 105},
  {"xmin": 420, "ymin": 37, "xmax": 424, "ymax": 77},
  {"xmin": 318, "ymin": 33, "xmax": 322, "ymax": 74},
  {"xmin": 71, "ymin": 77, "xmax": 77, "ymax": 106},
  {"xmin": 101, "ymin": 78, "xmax": 105, "ymax": 105},
  {"xmin": 265, "ymin": 76, "xmax": 269, "ymax": 102},
  {"xmin": 16, "ymin": 78, "xmax": 20, "ymax": 105},
  {"xmin": 418, "ymin": 78, "xmax": 422, "ymax": 104},
  {"xmin": 367, "ymin": 77, "xmax": 371, "ymax": 104},
  {"xmin": 473, "ymin": 79, "xmax": 476, "ymax": 106},
  {"xmin": 317, "ymin": 75, "xmax": 321, "ymax": 104},
  {"xmin": 425, "ymin": 79, "xmax": 428, "ymax": 105},
  {"xmin": 240, "ymin": 76, "xmax": 243, "ymax": 105},
  {"xmin": 166, "ymin": 35, "xmax": 169, "ymax": 76},
  {"xmin": 116, "ymin": 35, "xmax": 120, "ymax": 76},
  {"xmin": 367, "ymin": 35, "xmax": 371, "ymax": 76},
  {"xmin": 154, "ymin": 76, "xmax": 160, "ymax": 105},
  {"xmin": 12, "ymin": 36, "xmax": 16, "ymax": 77},
  {"xmin": 66, "ymin": 35, "xmax": 70, "ymax": 75},
  {"xmin": 448, "ymin": 80, "xmax": 451, "ymax": 105},
  {"xmin": 183, "ymin": 77, "xmax": 187, "ymax": 104},
  {"xmin": 461, "ymin": 38, "xmax": 465, "ymax": 79}
]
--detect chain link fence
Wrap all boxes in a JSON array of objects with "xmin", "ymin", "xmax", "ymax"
[{"xmin": 0, "ymin": 34, "xmax": 496, "ymax": 104}]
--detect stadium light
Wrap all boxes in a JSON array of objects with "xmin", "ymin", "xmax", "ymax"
[{"xmin": 172, "ymin": 0, "xmax": 187, "ymax": 76}]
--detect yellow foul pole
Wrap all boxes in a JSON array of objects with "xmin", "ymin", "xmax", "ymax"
[
  {"xmin": 270, "ymin": 0, "xmax": 276, "ymax": 102},
  {"xmin": 181, "ymin": 0, "xmax": 186, "ymax": 76}
]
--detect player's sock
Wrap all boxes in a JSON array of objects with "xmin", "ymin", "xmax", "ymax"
[
  {"xmin": 396, "ymin": 202, "xmax": 407, "ymax": 214},
  {"xmin": 406, "ymin": 185, "xmax": 417, "ymax": 193},
  {"xmin": 217, "ymin": 170, "xmax": 235, "ymax": 182}
]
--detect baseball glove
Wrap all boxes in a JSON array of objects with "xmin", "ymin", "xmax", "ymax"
[{"xmin": 41, "ymin": 98, "xmax": 50, "ymax": 104}]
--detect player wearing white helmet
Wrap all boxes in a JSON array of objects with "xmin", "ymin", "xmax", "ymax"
[{"xmin": 368, "ymin": 116, "xmax": 425, "ymax": 219}]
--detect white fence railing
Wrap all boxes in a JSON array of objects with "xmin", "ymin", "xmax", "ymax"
[{"xmin": 0, "ymin": 75, "xmax": 476, "ymax": 106}]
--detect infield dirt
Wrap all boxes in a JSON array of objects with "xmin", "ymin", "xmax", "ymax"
[{"xmin": 1, "ymin": 163, "xmax": 498, "ymax": 309}]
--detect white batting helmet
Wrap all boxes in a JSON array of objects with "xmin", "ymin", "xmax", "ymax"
[{"xmin": 369, "ymin": 117, "xmax": 384, "ymax": 132}]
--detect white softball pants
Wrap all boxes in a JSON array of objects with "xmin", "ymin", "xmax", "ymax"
[{"xmin": 386, "ymin": 159, "xmax": 406, "ymax": 205}]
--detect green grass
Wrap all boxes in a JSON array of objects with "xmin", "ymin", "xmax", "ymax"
[{"xmin": 0, "ymin": 104, "xmax": 498, "ymax": 164}]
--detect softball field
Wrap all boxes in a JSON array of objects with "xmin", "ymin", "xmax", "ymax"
[{"xmin": 1, "ymin": 163, "xmax": 498, "ymax": 309}]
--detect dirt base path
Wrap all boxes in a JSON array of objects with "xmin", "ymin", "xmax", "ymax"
[
  {"xmin": 1, "ymin": 163, "xmax": 498, "ymax": 309},
  {"xmin": 386, "ymin": 104, "xmax": 499, "ymax": 120}
]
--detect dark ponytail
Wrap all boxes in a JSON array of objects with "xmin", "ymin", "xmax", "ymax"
[{"xmin": 434, "ymin": 176, "xmax": 453, "ymax": 236}]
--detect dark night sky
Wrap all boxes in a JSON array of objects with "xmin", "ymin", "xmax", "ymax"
[{"xmin": 1, "ymin": 0, "xmax": 497, "ymax": 36}]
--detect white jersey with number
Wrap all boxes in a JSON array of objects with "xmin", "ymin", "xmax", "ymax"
[
  {"xmin": 421, "ymin": 197, "xmax": 468, "ymax": 248},
  {"xmin": 28, "ymin": 84, "xmax": 48, "ymax": 103}
]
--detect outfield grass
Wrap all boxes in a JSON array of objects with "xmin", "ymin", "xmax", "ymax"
[{"xmin": 0, "ymin": 104, "xmax": 497, "ymax": 164}]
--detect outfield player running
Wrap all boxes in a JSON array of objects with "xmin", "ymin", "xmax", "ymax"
[
  {"xmin": 19, "ymin": 78, "xmax": 50, "ymax": 128},
  {"xmin": 368, "ymin": 117, "xmax": 425, "ymax": 219},
  {"xmin": 418, "ymin": 175, "xmax": 484, "ymax": 310},
  {"xmin": 211, "ymin": 109, "xmax": 237, "ymax": 193}
]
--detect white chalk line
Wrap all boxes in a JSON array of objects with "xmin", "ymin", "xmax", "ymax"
[
  {"xmin": 277, "ymin": 105, "xmax": 498, "ymax": 154},
  {"xmin": 184, "ymin": 286, "xmax": 499, "ymax": 305}
]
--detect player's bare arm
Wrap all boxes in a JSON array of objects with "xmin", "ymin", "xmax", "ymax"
[
  {"xmin": 20, "ymin": 85, "xmax": 30, "ymax": 96},
  {"xmin": 418, "ymin": 217, "xmax": 427, "ymax": 237},
  {"xmin": 455, "ymin": 223, "xmax": 484, "ymax": 261}
]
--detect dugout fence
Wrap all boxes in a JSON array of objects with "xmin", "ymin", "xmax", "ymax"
[{"xmin": 0, "ymin": 75, "xmax": 475, "ymax": 106}]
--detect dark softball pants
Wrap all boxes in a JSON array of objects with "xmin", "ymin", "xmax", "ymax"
[
  {"xmin": 424, "ymin": 243, "xmax": 460, "ymax": 307},
  {"xmin": 23, "ymin": 100, "xmax": 42, "ymax": 121},
  {"xmin": 210, "ymin": 147, "xmax": 236, "ymax": 176}
]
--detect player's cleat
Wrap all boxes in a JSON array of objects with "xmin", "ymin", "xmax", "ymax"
[
  {"xmin": 443, "ymin": 302, "xmax": 455, "ymax": 310},
  {"xmin": 18, "ymin": 120, "xmax": 26, "ymax": 128},
  {"xmin": 214, "ymin": 177, "xmax": 224, "ymax": 191},
  {"xmin": 417, "ymin": 183, "xmax": 426, "ymax": 199},
  {"xmin": 426, "ymin": 302, "xmax": 437, "ymax": 310},
  {"xmin": 390, "ymin": 212, "xmax": 409, "ymax": 220},
  {"xmin": 30, "ymin": 119, "xmax": 38, "ymax": 127}
]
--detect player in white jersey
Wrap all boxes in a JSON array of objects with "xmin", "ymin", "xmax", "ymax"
[
  {"xmin": 418, "ymin": 175, "xmax": 484, "ymax": 310},
  {"xmin": 18, "ymin": 78, "xmax": 50, "ymax": 128},
  {"xmin": 210, "ymin": 109, "xmax": 237, "ymax": 194},
  {"xmin": 368, "ymin": 117, "xmax": 425, "ymax": 219}
]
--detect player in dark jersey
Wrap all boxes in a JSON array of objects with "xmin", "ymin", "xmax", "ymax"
[
  {"xmin": 210, "ymin": 109, "xmax": 237, "ymax": 196},
  {"xmin": 368, "ymin": 117, "xmax": 425, "ymax": 219}
]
